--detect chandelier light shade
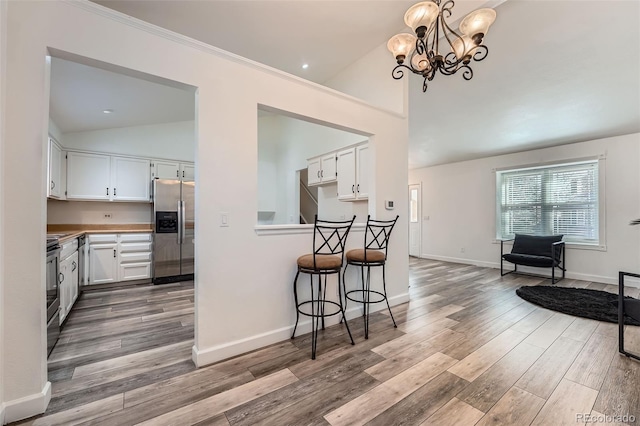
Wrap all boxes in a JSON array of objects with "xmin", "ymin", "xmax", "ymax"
[{"xmin": 388, "ymin": 0, "xmax": 497, "ymax": 92}]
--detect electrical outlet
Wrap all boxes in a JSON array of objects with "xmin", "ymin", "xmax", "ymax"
[{"xmin": 104, "ymin": 213, "xmax": 112, "ymax": 219}]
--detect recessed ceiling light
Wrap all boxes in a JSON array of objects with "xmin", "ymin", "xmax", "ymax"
[
  {"xmin": 102, "ymin": 109, "xmax": 114, "ymax": 114},
  {"xmin": 302, "ymin": 63, "xmax": 309, "ymax": 69}
]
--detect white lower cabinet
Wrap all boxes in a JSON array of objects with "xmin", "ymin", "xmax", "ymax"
[
  {"xmin": 87, "ymin": 233, "xmax": 152, "ymax": 285},
  {"xmin": 89, "ymin": 241, "xmax": 119, "ymax": 285},
  {"xmin": 59, "ymin": 242, "xmax": 79, "ymax": 324},
  {"xmin": 118, "ymin": 233, "xmax": 152, "ymax": 282}
]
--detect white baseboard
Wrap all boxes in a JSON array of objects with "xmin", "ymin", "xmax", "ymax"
[
  {"xmin": 193, "ymin": 291, "xmax": 410, "ymax": 367},
  {"xmin": 1, "ymin": 402, "xmax": 5, "ymax": 426},
  {"xmin": 419, "ymin": 254, "xmax": 640, "ymax": 289},
  {"xmin": 419, "ymin": 253, "xmax": 498, "ymax": 269},
  {"xmin": 3, "ymin": 381, "xmax": 51, "ymax": 424}
]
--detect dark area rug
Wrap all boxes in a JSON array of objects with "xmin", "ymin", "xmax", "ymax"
[{"xmin": 516, "ymin": 286, "xmax": 640, "ymax": 326}]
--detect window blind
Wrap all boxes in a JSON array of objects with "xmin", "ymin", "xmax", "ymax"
[{"xmin": 497, "ymin": 161, "xmax": 599, "ymax": 244}]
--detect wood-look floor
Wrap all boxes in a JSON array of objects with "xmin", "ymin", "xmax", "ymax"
[{"xmin": 13, "ymin": 259, "xmax": 640, "ymax": 425}]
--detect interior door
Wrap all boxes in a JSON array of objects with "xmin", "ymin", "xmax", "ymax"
[
  {"xmin": 181, "ymin": 180, "xmax": 195, "ymax": 275},
  {"xmin": 409, "ymin": 184, "xmax": 421, "ymax": 257}
]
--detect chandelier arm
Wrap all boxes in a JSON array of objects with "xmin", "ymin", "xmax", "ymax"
[
  {"xmin": 440, "ymin": 0, "xmax": 455, "ymax": 18},
  {"xmin": 392, "ymin": 63, "xmax": 425, "ymax": 79},
  {"xmin": 458, "ymin": 64, "xmax": 474, "ymax": 80},
  {"xmin": 472, "ymin": 45, "xmax": 489, "ymax": 62}
]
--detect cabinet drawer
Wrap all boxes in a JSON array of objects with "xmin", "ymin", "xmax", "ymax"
[
  {"xmin": 119, "ymin": 262, "xmax": 151, "ymax": 281},
  {"xmin": 120, "ymin": 251, "xmax": 152, "ymax": 263},
  {"xmin": 88, "ymin": 234, "xmax": 118, "ymax": 244},
  {"xmin": 119, "ymin": 242, "xmax": 152, "ymax": 253},
  {"xmin": 60, "ymin": 240, "xmax": 79, "ymax": 260},
  {"xmin": 119, "ymin": 233, "xmax": 152, "ymax": 243}
]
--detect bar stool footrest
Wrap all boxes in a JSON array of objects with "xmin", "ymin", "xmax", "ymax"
[
  {"xmin": 345, "ymin": 289, "xmax": 387, "ymax": 304},
  {"xmin": 295, "ymin": 300, "xmax": 343, "ymax": 318}
]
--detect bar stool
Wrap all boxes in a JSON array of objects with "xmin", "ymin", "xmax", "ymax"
[
  {"xmin": 291, "ymin": 215, "xmax": 356, "ymax": 359},
  {"xmin": 342, "ymin": 215, "xmax": 399, "ymax": 339}
]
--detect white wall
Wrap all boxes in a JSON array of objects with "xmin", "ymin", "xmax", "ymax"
[
  {"xmin": 47, "ymin": 200, "xmax": 151, "ymax": 225},
  {"xmin": 324, "ymin": 42, "xmax": 408, "ymax": 116},
  {"xmin": 62, "ymin": 120, "xmax": 195, "ymax": 162},
  {"xmin": 0, "ymin": 0, "xmax": 6, "ymax": 422},
  {"xmin": 1, "ymin": 1, "xmax": 408, "ymax": 422},
  {"xmin": 409, "ymin": 133, "xmax": 640, "ymax": 285},
  {"xmin": 47, "ymin": 118, "xmax": 62, "ymax": 142}
]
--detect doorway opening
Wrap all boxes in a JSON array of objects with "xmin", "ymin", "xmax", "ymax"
[
  {"xmin": 44, "ymin": 51, "xmax": 197, "ymax": 413},
  {"xmin": 409, "ymin": 183, "xmax": 422, "ymax": 257}
]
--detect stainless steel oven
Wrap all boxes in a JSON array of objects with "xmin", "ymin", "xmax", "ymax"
[{"xmin": 46, "ymin": 238, "xmax": 61, "ymax": 357}]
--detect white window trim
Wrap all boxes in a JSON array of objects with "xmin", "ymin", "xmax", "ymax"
[{"xmin": 492, "ymin": 155, "xmax": 606, "ymax": 249}]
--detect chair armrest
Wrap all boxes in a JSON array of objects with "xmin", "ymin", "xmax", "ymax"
[
  {"xmin": 551, "ymin": 241, "xmax": 565, "ymax": 263},
  {"xmin": 500, "ymin": 238, "xmax": 514, "ymax": 256}
]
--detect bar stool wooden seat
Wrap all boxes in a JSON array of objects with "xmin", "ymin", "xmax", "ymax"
[
  {"xmin": 342, "ymin": 215, "xmax": 399, "ymax": 339},
  {"xmin": 291, "ymin": 215, "xmax": 356, "ymax": 359}
]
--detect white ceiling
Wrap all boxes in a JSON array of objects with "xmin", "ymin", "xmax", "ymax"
[
  {"xmin": 77, "ymin": 0, "xmax": 639, "ymax": 168},
  {"xmin": 407, "ymin": 0, "xmax": 640, "ymax": 167},
  {"xmin": 50, "ymin": 57, "xmax": 195, "ymax": 133}
]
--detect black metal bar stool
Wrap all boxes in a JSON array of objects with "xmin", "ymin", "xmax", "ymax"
[
  {"xmin": 342, "ymin": 215, "xmax": 399, "ymax": 339},
  {"xmin": 291, "ymin": 215, "xmax": 356, "ymax": 359}
]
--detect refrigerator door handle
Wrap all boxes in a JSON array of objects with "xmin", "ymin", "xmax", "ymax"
[
  {"xmin": 181, "ymin": 201, "xmax": 186, "ymax": 244},
  {"xmin": 177, "ymin": 200, "xmax": 182, "ymax": 244}
]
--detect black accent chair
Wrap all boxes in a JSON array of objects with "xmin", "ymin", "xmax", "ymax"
[
  {"xmin": 619, "ymin": 271, "xmax": 640, "ymax": 361},
  {"xmin": 291, "ymin": 215, "xmax": 356, "ymax": 360},
  {"xmin": 500, "ymin": 234, "xmax": 566, "ymax": 284},
  {"xmin": 342, "ymin": 215, "xmax": 399, "ymax": 339}
]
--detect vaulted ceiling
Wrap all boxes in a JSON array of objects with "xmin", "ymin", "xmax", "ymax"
[{"xmin": 81, "ymin": 0, "xmax": 639, "ymax": 168}]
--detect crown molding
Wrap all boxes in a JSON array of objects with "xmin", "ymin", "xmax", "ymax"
[{"xmin": 63, "ymin": 0, "xmax": 407, "ymax": 119}]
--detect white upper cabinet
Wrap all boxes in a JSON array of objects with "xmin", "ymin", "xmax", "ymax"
[
  {"xmin": 355, "ymin": 144, "xmax": 369, "ymax": 200},
  {"xmin": 307, "ymin": 157, "xmax": 322, "ymax": 186},
  {"xmin": 336, "ymin": 148, "xmax": 356, "ymax": 200},
  {"xmin": 180, "ymin": 163, "xmax": 195, "ymax": 181},
  {"xmin": 66, "ymin": 152, "xmax": 111, "ymax": 201},
  {"xmin": 67, "ymin": 152, "xmax": 151, "ymax": 202},
  {"xmin": 336, "ymin": 143, "xmax": 368, "ymax": 201},
  {"xmin": 47, "ymin": 137, "xmax": 64, "ymax": 199},
  {"xmin": 307, "ymin": 153, "xmax": 337, "ymax": 186},
  {"xmin": 151, "ymin": 160, "xmax": 194, "ymax": 181},
  {"xmin": 111, "ymin": 156, "xmax": 151, "ymax": 202},
  {"xmin": 152, "ymin": 160, "xmax": 180, "ymax": 180}
]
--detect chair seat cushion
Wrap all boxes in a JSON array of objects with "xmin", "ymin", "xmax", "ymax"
[
  {"xmin": 346, "ymin": 249, "xmax": 386, "ymax": 263},
  {"xmin": 297, "ymin": 254, "xmax": 342, "ymax": 270},
  {"xmin": 503, "ymin": 253, "xmax": 556, "ymax": 268}
]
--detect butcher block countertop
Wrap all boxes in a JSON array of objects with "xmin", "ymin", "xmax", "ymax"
[{"xmin": 47, "ymin": 224, "xmax": 153, "ymax": 244}]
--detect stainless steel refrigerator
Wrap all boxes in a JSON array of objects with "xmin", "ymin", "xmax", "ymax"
[{"xmin": 153, "ymin": 178, "xmax": 195, "ymax": 284}]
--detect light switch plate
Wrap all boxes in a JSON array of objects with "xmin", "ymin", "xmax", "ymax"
[
  {"xmin": 385, "ymin": 200, "xmax": 394, "ymax": 210},
  {"xmin": 220, "ymin": 212, "xmax": 229, "ymax": 227}
]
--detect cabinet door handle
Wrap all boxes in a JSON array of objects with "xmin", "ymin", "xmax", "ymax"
[
  {"xmin": 113, "ymin": 249, "xmax": 116, "ymax": 258},
  {"xmin": 183, "ymin": 171, "xmax": 185, "ymax": 178},
  {"xmin": 321, "ymin": 170, "xmax": 323, "ymax": 178},
  {"xmin": 357, "ymin": 184, "xmax": 360, "ymax": 193},
  {"xmin": 317, "ymin": 171, "xmax": 320, "ymax": 178},
  {"xmin": 177, "ymin": 170, "xmax": 179, "ymax": 177},
  {"xmin": 106, "ymin": 187, "xmax": 109, "ymax": 196},
  {"xmin": 59, "ymin": 272, "xmax": 64, "ymax": 283},
  {"xmin": 352, "ymin": 184, "xmax": 355, "ymax": 194},
  {"xmin": 51, "ymin": 181, "xmax": 55, "ymax": 190},
  {"xmin": 114, "ymin": 188, "xmax": 117, "ymax": 196},
  {"xmin": 72, "ymin": 261, "xmax": 77, "ymax": 272}
]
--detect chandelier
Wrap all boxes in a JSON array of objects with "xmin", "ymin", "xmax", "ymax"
[{"xmin": 387, "ymin": 0, "xmax": 497, "ymax": 92}]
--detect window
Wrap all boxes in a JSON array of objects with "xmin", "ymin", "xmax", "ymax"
[{"xmin": 496, "ymin": 160, "xmax": 600, "ymax": 244}]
